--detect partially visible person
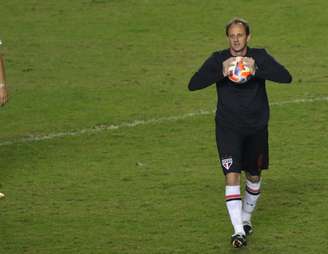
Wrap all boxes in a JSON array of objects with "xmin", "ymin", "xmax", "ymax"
[
  {"xmin": 0, "ymin": 44, "xmax": 9, "ymax": 106},
  {"xmin": 0, "ymin": 39, "xmax": 9, "ymax": 200}
]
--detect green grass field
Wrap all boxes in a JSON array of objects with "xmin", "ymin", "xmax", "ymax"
[{"xmin": 0, "ymin": 0, "xmax": 328, "ymax": 253}]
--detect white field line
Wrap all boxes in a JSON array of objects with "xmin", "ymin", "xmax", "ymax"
[{"xmin": 0, "ymin": 96, "xmax": 327, "ymax": 147}]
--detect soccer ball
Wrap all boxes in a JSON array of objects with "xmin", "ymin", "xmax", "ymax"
[{"xmin": 228, "ymin": 57, "xmax": 252, "ymax": 84}]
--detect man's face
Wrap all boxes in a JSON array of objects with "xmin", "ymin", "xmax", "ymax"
[{"xmin": 227, "ymin": 23, "xmax": 250, "ymax": 56}]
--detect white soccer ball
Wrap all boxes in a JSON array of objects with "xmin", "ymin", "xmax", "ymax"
[{"xmin": 228, "ymin": 57, "xmax": 252, "ymax": 84}]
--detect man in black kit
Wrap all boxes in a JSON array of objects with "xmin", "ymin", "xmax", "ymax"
[{"xmin": 188, "ymin": 17, "xmax": 292, "ymax": 248}]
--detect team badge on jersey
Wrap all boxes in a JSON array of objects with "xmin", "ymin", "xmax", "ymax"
[{"xmin": 222, "ymin": 158, "xmax": 233, "ymax": 170}]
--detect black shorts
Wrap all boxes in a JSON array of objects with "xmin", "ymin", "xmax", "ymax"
[{"xmin": 215, "ymin": 123, "xmax": 269, "ymax": 176}]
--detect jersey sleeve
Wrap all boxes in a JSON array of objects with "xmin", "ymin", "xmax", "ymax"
[
  {"xmin": 0, "ymin": 39, "xmax": 3, "ymax": 55},
  {"xmin": 254, "ymin": 49, "xmax": 292, "ymax": 83},
  {"xmin": 188, "ymin": 52, "xmax": 225, "ymax": 91},
  {"xmin": 0, "ymin": 39, "xmax": 6, "ymax": 59}
]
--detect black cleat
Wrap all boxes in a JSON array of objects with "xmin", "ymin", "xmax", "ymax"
[
  {"xmin": 231, "ymin": 234, "xmax": 247, "ymax": 248},
  {"xmin": 243, "ymin": 222, "xmax": 253, "ymax": 235}
]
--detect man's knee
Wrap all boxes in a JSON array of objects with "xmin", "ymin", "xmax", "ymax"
[
  {"xmin": 225, "ymin": 172, "xmax": 241, "ymax": 185},
  {"xmin": 246, "ymin": 172, "xmax": 261, "ymax": 183}
]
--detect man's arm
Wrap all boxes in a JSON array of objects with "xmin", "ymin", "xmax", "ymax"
[
  {"xmin": 0, "ymin": 55, "xmax": 9, "ymax": 106},
  {"xmin": 253, "ymin": 49, "xmax": 292, "ymax": 83},
  {"xmin": 188, "ymin": 52, "xmax": 225, "ymax": 91}
]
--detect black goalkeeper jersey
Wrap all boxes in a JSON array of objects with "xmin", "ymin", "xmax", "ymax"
[{"xmin": 188, "ymin": 47, "xmax": 292, "ymax": 131}]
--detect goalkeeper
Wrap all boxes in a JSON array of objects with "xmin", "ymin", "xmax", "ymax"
[{"xmin": 188, "ymin": 17, "xmax": 292, "ymax": 248}]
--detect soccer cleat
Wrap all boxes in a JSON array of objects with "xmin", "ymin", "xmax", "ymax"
[
  {"xmin": 231, "ymin": 233, "xmax": 247, "ymax": 248},
  {"xmin": 243, "ymin": 222, "xmax": 253, "ymax": 235}
]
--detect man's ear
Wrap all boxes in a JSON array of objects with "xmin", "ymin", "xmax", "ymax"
[{"xmin": 247, "ymin": 34, "xmax": 251, "ymax": 43}]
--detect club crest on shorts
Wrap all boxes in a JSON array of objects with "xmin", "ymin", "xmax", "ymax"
[{"xmin": 222, "ymin": 158, "xmax": 233, "ymax": 170}]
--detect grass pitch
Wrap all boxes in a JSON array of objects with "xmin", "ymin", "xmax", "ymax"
[{"xmin": 0, "ymin": 1, "xmax": 328, "ymax": 253}]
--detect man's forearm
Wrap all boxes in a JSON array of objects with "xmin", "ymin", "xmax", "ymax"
[
  {"xmin": 188, "ymin": 53, "xmax": 224, "ymax": 91},
  {"xmin": 0, "ymin": 56, "xmax": 6, "ymax": 86},
  {"xmin": 254, "ymin": 51, "xmax": 292, "ymax": 83}
]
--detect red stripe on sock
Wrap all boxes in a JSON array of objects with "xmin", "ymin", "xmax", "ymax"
[
  {"xmin": 225, "ymin": 194, "xmax": 241, "ymax": 200},
  {"xmin": 246, "ymin": 186, "xmax": 260, "ymax": 193}
]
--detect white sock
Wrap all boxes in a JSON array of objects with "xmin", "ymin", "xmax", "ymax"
[
  {"xmin": 242, "ymin": 180, "xmax": 261, "ymax": 224},
  {"xmin": 225, "ymin": 185, "xmax": 245, "ymax": 235}
]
